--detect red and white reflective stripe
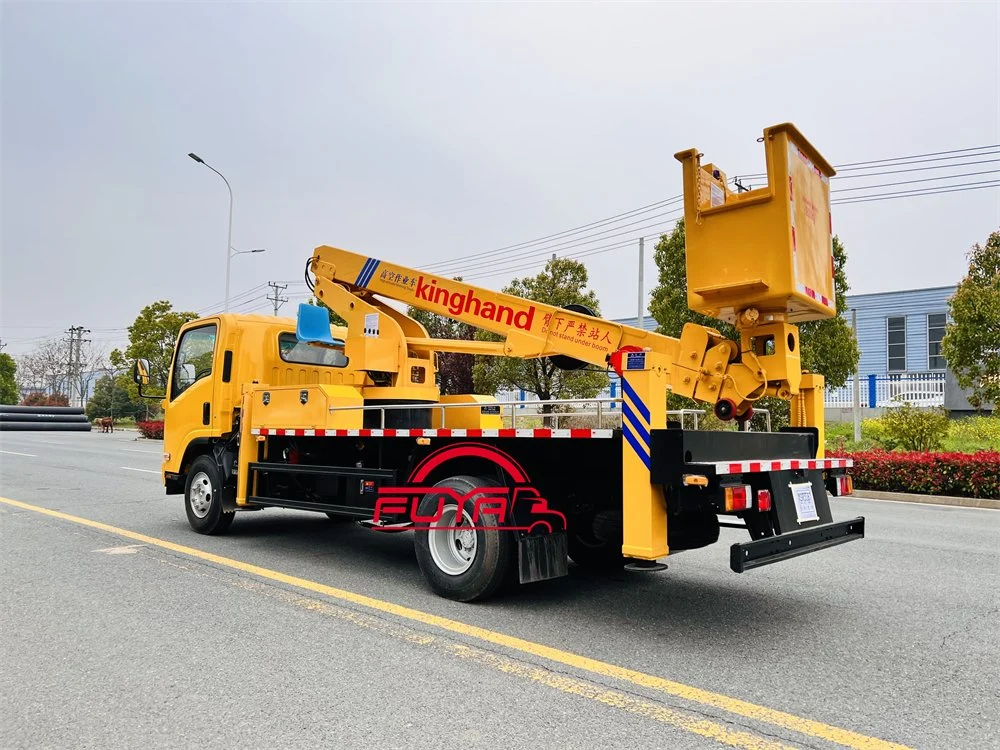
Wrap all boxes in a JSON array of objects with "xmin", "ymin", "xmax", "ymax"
[
  {"xmin": 703, "ymin": 457, "xmax": 853, "ymax": 475},
  {"xmin": 799, "ymin": 283, "xmax": 832, "ymax": 308},
  {"xmin": 249, "ymin": 427, "xmax": 615, "ymax": 439}
]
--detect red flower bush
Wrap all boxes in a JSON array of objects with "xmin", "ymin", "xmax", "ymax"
[
  {"xmin": 136, "ymin": 420, "xmax": 164, "ymax": 440},
  {"xmin": 830, "ymin": 450, "xmax": 1000, "ymax": 499}
]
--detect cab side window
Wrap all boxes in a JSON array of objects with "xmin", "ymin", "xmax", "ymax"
[
  {"xmin": 277, "ymin": 332, "xmax": 348, "ymax": 368},
  {"xmin": 171, "ymin": 325, "xmax": 218, "ymax": 399}
]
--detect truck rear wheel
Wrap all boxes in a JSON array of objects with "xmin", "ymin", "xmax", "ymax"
[
  {"xmin": 413, "ymin": 475, "xmax": 515, "ymax": 602},
  {"xmin": 184, "ymin": 455, "xmax": 235, "ymax": 535}
]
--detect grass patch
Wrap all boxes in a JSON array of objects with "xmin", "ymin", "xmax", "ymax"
[{"xmin": 827, "ymin": 415, "xmax": 999, "ymax": 453}]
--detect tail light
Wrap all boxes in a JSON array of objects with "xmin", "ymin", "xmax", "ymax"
[
  {"xmin": 724, "ymin": 485, "xmax": 752, "ymax": 512},
  {"xmin": 756, "ymin": 489, "xmax": 772, "ymax": 512},
  {"xmin": 837, "ymin": 475, "xmax": 853, "ymax": 496}
]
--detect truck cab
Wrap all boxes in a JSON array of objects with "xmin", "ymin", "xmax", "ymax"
[{"xmin": 157, "ymin": 314, "xmax": 350, "ymax": 494}]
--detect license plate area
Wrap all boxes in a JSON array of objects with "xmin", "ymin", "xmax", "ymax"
[
  {"xmin": 789, "ymin": 481, "xmax": 819, "ymax": 522},
  {"xmin": 767, "ymin": 471, "xmax": 833, "ymax": 533}
]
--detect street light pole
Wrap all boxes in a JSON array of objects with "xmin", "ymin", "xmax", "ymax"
[{"xmin": 188, "ymin": 153, "xmax": 234, "ymax": 311}]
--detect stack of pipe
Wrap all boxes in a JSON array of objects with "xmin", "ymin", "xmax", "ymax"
[{"xmin": 0, "ymin": 405, "xmax": 92, "ymax": 431}]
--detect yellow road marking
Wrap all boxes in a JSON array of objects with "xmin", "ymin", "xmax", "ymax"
[
  {"xmin": 444, "ymin": 644, "xmax": 795, "ymax": 750},
  {"xmin": 211, "ymin": 573, "xmax": 794, "ymax": 750},
  {"xmin": 1, "ymin": 496, "xmax": 911, "ymax": 750}
]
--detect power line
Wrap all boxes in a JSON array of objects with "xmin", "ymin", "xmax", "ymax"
[
  {"xmin": 195, "ymin": 283, "xmax": 269, "ymax": 315},
  {"xmin": 425, "ymin": 144, "xmax": 1000, "ymax": 280},
  {"xmin": 737, "ymin": 148, "xmax": 1000, "ymax": 180},
  {"xmin": 421, "ymin": 195, "xmax": 685, "ymax": 271},
  {"xmin": 431, "ymin": 206, "xmax": 685, "ymax": 276},
  {"xmin": 197, "ymin": 281, "xmax": 307, "ymax": 317},
  {"xmin": 464, "ymin": 231, "xmax": 666, "ymax": 282},
  {"xmin": 463, "ymin": 178, "xmax": 1000, "ymax": 282},
  {"xmin": 833, "ymin": 144, "xmax": 1000, "ymax": 168},
  {"xmin": 833, "ymin": 150, "xmax": 1000, "ymax": 173},
  {"xmin": 830, "ymin": 157, "xmax": 1000, "ymax": 180},
  {"xmin": 831, "ymin": 180, "xmax": 1000, "ymax": 205},
  {"xmin": 830, "ymin": 169, "xmax": 1000, "ymax": 193}
]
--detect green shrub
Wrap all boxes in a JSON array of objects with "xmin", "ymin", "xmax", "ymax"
[
  {"xmin": 861, "ymin": 417, "xmax": 887, "ymax": 444},
  {"xmin": 948, "ymin": 416, "xmax": 1000, "ymax": 451},
  {"xmin": 876, "ymin": 405, "xmax": 949, "ymax": 452}
]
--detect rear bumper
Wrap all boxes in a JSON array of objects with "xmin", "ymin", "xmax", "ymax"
[{"xmin": 729, "ymin": 516, "xmax": 865, "ymax": 573}]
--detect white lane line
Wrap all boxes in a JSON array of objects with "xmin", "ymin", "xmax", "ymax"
[
  {"xmin": 7, "ymin": 439, "xmax": 68, "ymax": 446},
  {"xmin": 120, "ymin": 466, "xmax": 159, "ymax": 474},
  {"xmin": 846, "ymin": 495, "xmax": 997, "ymax": 512},
  {"xmin": 122, "ymin": 449, "xmax": 161, "ymax": 455},
  {"xmin": 0, "ymin": 450, "xmax": 37, "ymax": 457}
]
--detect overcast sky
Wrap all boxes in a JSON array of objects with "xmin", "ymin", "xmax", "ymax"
[{"xmin": 2, "ymin": 1, "xmax": 998, "ymax": 357}]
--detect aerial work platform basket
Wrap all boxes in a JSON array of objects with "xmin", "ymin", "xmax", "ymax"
[{"xmin": 675, "ymin": 123, "xmax": 838, "ymax": 325}]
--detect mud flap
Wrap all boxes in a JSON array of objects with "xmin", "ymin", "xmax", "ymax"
[{"xmin": 518, "ymin": 532, "xmax": 569, "ymax": 584}]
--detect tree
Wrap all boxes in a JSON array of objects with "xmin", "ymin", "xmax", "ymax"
[
  {"xmin": 648, "ymin": 220, "xmax": 860, "ymax": 425},
  {"xmin": 941, "ymin": 229, "xmax": 1000, "ymax": 409},
  {"xmin": 472, "ymin": 258, "xmax": 609, "ymax": 410},
  {"xmin": 0, "ymin": 353, "xmax": 18, "ymax": 404},
  {"xmin": 86, "ymin": 373, "xmax": 147, "ymax": 422},
  {"xmin": 110, "ymin": 300, "xmax": 198, "ymax": 393},
  {"xmin": 17, "ymin": 338, "xmax": 68, "ymax": 395},
  {"xmin": 407, "ymin": 277, "xmax": 476, "ymax": 395}
]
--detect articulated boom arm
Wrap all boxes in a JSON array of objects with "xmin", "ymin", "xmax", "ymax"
[
  {"xmin": 307, "ymin": 246, "xmax": 791, "ymax": 420},
  {"xmin": 301, "ymin": 124, "xmax": 835, "ymax": 565}
]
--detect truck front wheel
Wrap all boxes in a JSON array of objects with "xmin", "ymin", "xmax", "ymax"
[
  {"xmin": 184, "ymin": 455, "xmax": 235, "ymax": 535},
  {"xmin": 413, "ymin": 475, "xmax": 515, "ymax": 602}
]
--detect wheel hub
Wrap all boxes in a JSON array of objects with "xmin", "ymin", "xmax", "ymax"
[
  {"xmin": 428, "ymin": 506, "xmax": 478, "ymax": 576},
  {"xmin": 189, "ymin": 471, "xmax": 213, "ymax": 518}
]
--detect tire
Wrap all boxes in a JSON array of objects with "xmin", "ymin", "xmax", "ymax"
[
  {"xmin": 184, "ymin": 455, "xmax": 235, "ymax": 535},
  {"xmin": 567, "ymin": 511, "xmax": 626, "ymax": 571},
  {"xmin": 413, "ymin": 475, "xmax": 515, "ymax": 602}
]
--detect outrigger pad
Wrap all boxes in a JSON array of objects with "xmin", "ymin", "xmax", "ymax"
[{"xmin": 296, "ymin": 303, "xmax": 337, "ymax": 345}]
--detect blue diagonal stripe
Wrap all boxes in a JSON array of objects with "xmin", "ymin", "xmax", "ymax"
[
  {"xmin": 361, "ymin": 259, "xmax": 381, "ymax": 287},
  {"xmin": 623, "ymin": 401, "xmax": 650, "ymax": 449},
  {"xmin": 620, "ymin": 378, "xmax": 650, "ymax": 425},
  {"xmin": 622, "ymin": 424, "xmax": 651, "ymax": 470},
  {"xmin": 355, "ymin": 258, "xmax": 375, "ymax": 286}
]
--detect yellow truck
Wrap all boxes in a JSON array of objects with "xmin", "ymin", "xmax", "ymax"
[{"xmin": 135, "ymin": 124, "xmax": 862, "ymax": 601}]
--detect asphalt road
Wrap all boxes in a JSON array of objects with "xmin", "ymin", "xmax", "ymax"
[{"xmin": 1, "ymin": 430, "xmax": 998, "ymax": 750}]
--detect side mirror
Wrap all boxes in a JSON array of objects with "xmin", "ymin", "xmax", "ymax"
[{"xmin": 133, "ymin": 359, "xmax": 151, "ymax": 386}]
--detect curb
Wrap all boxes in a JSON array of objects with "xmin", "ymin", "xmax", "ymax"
[{"xmin": 852, "ymin": 489, "xmax": 1000, "ymax": 510}]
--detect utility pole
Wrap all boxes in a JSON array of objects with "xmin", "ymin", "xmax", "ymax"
[
  {"xmin": 851, "ymin": 308, "xmax": 861, "ymax": 442},
  {"xmin": 0, "ymin": 339, "xmax": 6, "ymax": 353},
  {"xmin": 267, "ymin": 282, "xmax": 289, "ymax": 316},
  {"xmin": 637, "ymin": 237, "xmax": 645, "ymax": 329},
  {"xmin": 65, "ymin": 326, "xmax": 91, "ymax": 406},
  {"xmin": 65, "ymin": 327, "xmax": 78, "ymax": 404}
]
